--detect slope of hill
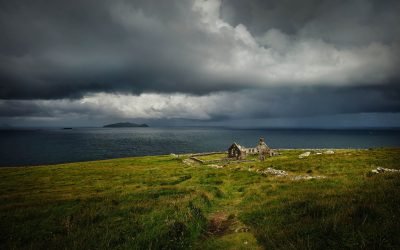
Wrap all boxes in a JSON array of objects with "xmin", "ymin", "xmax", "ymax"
[{"xmin": 0, "ymin": 148, "xmax": 399, "ymax": 249}]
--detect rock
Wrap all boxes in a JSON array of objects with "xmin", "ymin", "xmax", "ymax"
[
  {"xmin": 377, "ymin": 167, "xmax": 385, "ymax": 173},
  {"xmin": 316, "ymin": 152, "xmax": 322, "ymax": 155},
  {"xmin": 209, "ymin": 164, "xmax": 223, "ymax": 169},
  {"xmin": 371, "ymin": 167, "xmax": 400, "ymax": 174},
  {"xmin": 291, "ymin": 175, "xmax": 326, "ymax": 181},
  {"xmin": 170, "ymin": 153, "xmax": 177, "ymax": 158},
  {"xmin": 299, "ymin": 152, "xmax": 311, "ymax": 158},
  {"xmin": 386, "ymin": 168, "xmax": 400, "ymax": 172},
  {"xmin": 235, "ymin": 226, "xmax": 250, "ymax": 233},
  {"xmin": 324, "ymin": 150, "xmax": 335, "ymax": 154},
  {"xmin": 261, "ymin": 167, "xmax": 288, "ymax": 177}
]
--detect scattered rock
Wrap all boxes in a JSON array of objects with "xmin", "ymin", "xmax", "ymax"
[
  {"xmin": 183, "ymin": 159, "xmax": 196, "ymax": 166},
  {"xmin": 209, "ymin": 164, "xmax": 223, "ymax": 169},
  {"xmin": 377, "ymin": 167, "xmax": 385, "ymax": 173},
  {"xmin": 260, "ymin": 167, "xmax": 288, "ymax": 177},
  {"xmin": 370, "ymin": 166, "xmax": 400, "ymax": 174},
  {"xmin": 324, "ymin": 150, "xmax": 335, "ymax": 154},
  {"xmin": 235, "ymin": 226, "xmax": 250, "ymax": 233},
  {"xmin": 291, "ymin": 175, "xmax": 326, "ymax": 181},
  {"xmin": 299, "ymin": 152, "xmax": 311, "ymax": 158}
]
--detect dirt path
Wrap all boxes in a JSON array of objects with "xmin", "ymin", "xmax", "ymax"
[{"xmin": 200, "ymin": 210, "xmax": 262, "ymax": 249}]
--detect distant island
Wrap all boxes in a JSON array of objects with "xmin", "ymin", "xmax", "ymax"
[{"xmin": 103, "ymin": 122, "xmax": 149, "ymax": 128}]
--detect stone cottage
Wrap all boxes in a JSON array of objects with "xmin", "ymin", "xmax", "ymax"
[
  {"xmin": 228, "ymin": 142, "xmax": 247, "ymax": 160},
  {"xmin": 228, "ymin": 138, "xmax": 273, "ymax": 160}
]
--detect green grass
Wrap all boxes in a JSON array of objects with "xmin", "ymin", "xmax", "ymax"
[
  {"xmin": 195, "ymin": 153, "xmax": 227, "ymax": 161},
  {"xmin": 0, "ymin": 149, "xmax": 399, "ymax": 249}
]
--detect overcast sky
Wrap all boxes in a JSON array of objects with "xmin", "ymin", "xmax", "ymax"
[{"xmin": 0, "ymin": 0, "xmax": 399, "ymax": 127}]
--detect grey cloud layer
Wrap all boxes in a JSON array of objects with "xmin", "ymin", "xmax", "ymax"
[
  {"xmin": 0, "ymin": 0, "xmax": 399, "ymax": 100},
  {"xmin": 221, "ymin": 0, "xmax": 400, "ymax": 45},
  {"xmin": 0, "ymin": 0, "xmax": 399, "ymax": 123},
  {"xmin": 1, "ymin": 85, "xmax": 399, "ymax": 120}
]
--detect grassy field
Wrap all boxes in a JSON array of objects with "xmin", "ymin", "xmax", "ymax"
[
  {"xmin": 194, "ymin": 153, "xmax": 227, "ymax": 162},
  {"xmin": 0, "ymin": 148, "xmax": 399, "ymax": 249}
]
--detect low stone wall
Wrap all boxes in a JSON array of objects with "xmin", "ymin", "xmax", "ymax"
[
  {"xmin": 190, "ymin": 156, "xmax": 256, "ymax": 165},
  {"xmin": 190, "ymin": 157, "xmax": 205, "ymax": 164},
  {"xmin": 189, "ymin": 151, "xmax": 227, "ymax": 165},
  {"xmin": 190, "ymin": 151, "xmax": 226, "ymax": 157}
]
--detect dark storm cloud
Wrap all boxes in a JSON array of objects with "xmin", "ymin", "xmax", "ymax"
[
  {"xmin": 2, "ymin": 0, "xmax": 262, "ymax": 99},
  {"xmin": 0, "ymin": 0, "xmax": 207, "ymax": 98},
  {"xmin": 0, "ymin": 0, "xmax": 399, "ymax": 99},
  {"xmin": 0, "ymin": 0, "xmax": 399, "ymax": 123},
  {"xmin": 221, "ymin": 0, "xmax": 400, "ymax": 46}
]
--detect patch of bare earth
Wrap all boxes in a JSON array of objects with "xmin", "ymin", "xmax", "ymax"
[
  {"xmin": 206, "ymin": 212, "xmax": 251, "ymax": 236},
  {"xmin": 206, "ymin": 212, "xmax": 234, "ymax": 236}
]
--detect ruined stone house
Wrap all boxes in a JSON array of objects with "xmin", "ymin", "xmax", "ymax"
[
  {"xmin": 228, "ymin": 138, "xmax": 273, "ymax": 160},
  {"xmin": 228, "ymin": 142, "xmax": 246, "ymax": 160}
]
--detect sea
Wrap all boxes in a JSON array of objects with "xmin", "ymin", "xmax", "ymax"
[{"xmin": 0, "ymin": 127, "xmax": 399, "ymax": 167}]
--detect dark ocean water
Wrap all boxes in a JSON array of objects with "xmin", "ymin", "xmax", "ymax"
[{"xmin": 0, "ymin": 127, "xmax": 399, "ymax": 167}]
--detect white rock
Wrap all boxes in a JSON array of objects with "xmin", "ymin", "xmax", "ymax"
[
  {"xmin": 261, "ymin": 167, "xmax": 288, "ymax": 176},
  {"xmin": 299, "ymin": 152, "xmax": 311, "ymax": 158},
  {"xmin": 372, "ymin": 167, "xmax": 400, "ymax": 173},
  {"xmin": 324, "ymin": 150, "xmax": 335, "ymax": 154},
  {"xmin": 291, "ymin": 175, "xmax": 326, "ymax": 181},
  {"xmin": 209, "ymin": 164, "xmax": 223, "ymax": 169},
  {"xmin": 235, "ymin": 227, "xmax": 250, "ymax": 233}
]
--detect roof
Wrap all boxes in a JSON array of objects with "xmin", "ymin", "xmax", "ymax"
[{"xmin": 229, "ymin": 142, "xmax": 246, "ymax": 151}]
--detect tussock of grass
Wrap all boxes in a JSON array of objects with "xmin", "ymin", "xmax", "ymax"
[{"xmin": 0, "ymin": 149, "xmax": 399, "ymax": 249}]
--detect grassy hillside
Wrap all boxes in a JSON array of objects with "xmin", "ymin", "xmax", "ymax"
[{"xmin": 0, "ymin": 149, "xmax": 399, "ymax": 249}]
